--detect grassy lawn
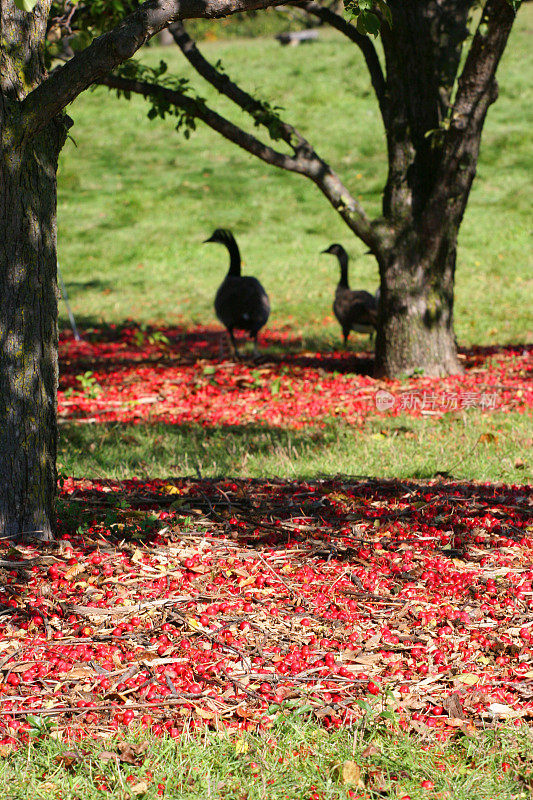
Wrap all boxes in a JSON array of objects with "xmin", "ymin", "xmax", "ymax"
[
  {"xmin": 55, "ymin": 6, "xmax": 532, "ymax": 487},
  {"xmin": 1, "ymin": 719, "xmax": 531, "ymax": 799},
  {"xmin": 58, "ymin": 412, "xmax": 532, "ymax": 483}
]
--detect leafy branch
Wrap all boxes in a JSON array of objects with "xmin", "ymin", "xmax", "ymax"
[{"xmin": 113, "ymin": 59, "xmax": 205, "ymax": 136}]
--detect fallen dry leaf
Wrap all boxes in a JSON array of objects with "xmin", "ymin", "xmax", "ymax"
[{"xmin": 128, "ymin": 780, "xmax": 149, "ymax": 796}]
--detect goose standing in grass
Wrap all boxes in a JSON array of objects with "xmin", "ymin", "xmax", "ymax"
[
  {"xmin": 204, "ymin": 229, "xmax": 270, "ymax": 359},
  {"xmin": 322, "ymin": 243, "xmax": 379, "ymax": 347}
]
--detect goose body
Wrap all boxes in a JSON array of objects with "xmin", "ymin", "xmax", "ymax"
[
  {"xmin": 322, "ymin": 244, "xmax": 378, "ymax": 346},
  {"xmin": 205, "ymin": 229, "xmax": 270, "ymax": 357}
]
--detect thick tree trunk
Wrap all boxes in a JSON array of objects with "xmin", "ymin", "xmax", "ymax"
[
  {"xmin": 375, "ymin": 229, "xmax": 462, "ymax": 377},
  {"xmin": 374, "ymin": 0, "xmax": 471, "ymax": 378},
  {"xmin": 0, "ymin": 0, "xmax": 65, "ymax": 539},
  {"xmin": 0, "ymin": 117, "xmax": 65, "ymax": 539}
]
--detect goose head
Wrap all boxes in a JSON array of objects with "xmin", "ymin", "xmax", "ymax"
[
  {"xmin": 321, "ymin": 243, "xmax": 347, "ymax": 259},
  {"xmin": 204, "ymin": 229, "xmax": 236, "ymax": 246}
]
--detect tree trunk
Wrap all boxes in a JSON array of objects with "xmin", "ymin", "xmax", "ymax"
[
  {"xmin": 0, "ymin": 115, "xmax": 66, "ymax": 539},
  {"xmin": 0, "ymin": 0, "xmax": 65, "ymax": 539},
  {"xmin": 375, "ymin": 228, "xmax": 462, "ymax": 377},
  {"xmin": 374, "ymin": 0, "xmax": 472, "ymax": 378}
]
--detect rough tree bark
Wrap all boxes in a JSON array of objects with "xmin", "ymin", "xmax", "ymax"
[
  {"xmin": 0, "ymin": 1, "xmax": 67, "ymax": 539},
  {"xmin": 373, "ymin": 0, "xmax": 471, "ymax": 376},
  {"xmin": 0, "ymin": 0, "xmax": 282, "ymax": 539},
  {"xmin": 374, "ymin": 0, "xmax": 516, "ymax": 376}
]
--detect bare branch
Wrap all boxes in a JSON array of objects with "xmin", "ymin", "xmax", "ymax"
[
  {"xmin": 168, "ymin": 21, "xmax": 384, "ymax": 254},
  {"xmin": 20, "ymin": 0, "xmax": 286, "ymax": 141},
  {"xmin": 292, "ymin": 1, "xmax": 388, "ymax": 125},
  {"xmin": 99, "ymin": 72, "xmax": 383, "ymax": 256},
  {"xmin": 99, "ymin": 73, "xmax": 305, "ymax": 170},
  {"xmin": 450, "ymin": 0, "xmax": 516, "ymax": 136}
]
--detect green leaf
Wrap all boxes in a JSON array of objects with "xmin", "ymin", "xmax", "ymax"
[
  {"xmin": 14, "ymin": 0, "xmax": 38, "ymax": 11},
  {"xmin": 360, "ymin": 11, "xmax": 381, "ymax": 36}
]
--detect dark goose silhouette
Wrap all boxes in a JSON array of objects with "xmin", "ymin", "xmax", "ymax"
[
  {"xmin": 204, "ymin": 229, "xmax": 270, "ymax": 358},
  {"xmin": 322, "ymin": 243, "xmax": 379, "ymax": 346}
]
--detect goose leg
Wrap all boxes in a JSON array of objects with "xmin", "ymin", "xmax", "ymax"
[
  {"xmin": 252, "ymin": 335, "xmax": 260, "ymax": 360},
  {"xmin": 229, "ymin": 329, "xmax": 240, "ymax": 361},
  {"xmin": 219, "ymin": 333, "xmax": 228, "ymax": 360}
]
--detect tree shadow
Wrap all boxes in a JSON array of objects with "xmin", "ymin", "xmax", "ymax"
[
  {"xmin": 59, "ymin": 279, "xmax": 114, "ymax": 298},
  {"xmin": 57, "ymin": 474, "xmax": 531, "ymax": 554},
  {"xmin": 58, "ymin": 320, "xmax": 378, "ymax": 377},
  {"xmin": 2, "ymin": 472, "xmax": 528, "ymax": 626},
  {"xmin": 59, "ymin": 321, "xmax": 531, "ymax": 379}
]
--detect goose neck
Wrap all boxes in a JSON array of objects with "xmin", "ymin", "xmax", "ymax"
[
  {"xmin": 226, "ymin": 238, "xmax": 241, "ymax": 276},
  {"xmin": 338, "ymin": 251, "xmax": 349, "ymax": 288}
]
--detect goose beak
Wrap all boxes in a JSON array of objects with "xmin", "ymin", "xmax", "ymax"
[{"xmin": 203, "ymin": 237, "xmax": 215, "ymax": 244}]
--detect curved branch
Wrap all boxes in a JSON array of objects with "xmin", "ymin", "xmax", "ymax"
[
  {"xmin": 20, "ymin": 0, "xmax": 286, "ymax": 141},
  {"xmin": 100, "ymin": 73, "xmax": 305, "ymax": 171},
  {"xmin": 99, "ymin": 73, "xmax": 384, "ymax": 256},
  {"xmin": 168, "ymin": 21, "xmax": 384, "ymax": 254},
  {"xmin": 292, "ymin": 1, "xmax": 388, "ymax": 125}
]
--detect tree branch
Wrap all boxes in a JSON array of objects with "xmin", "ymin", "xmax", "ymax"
[
  {"xmin": 168, "ymin": 20, "xmax": 384, "ymax": 254},
  {"xmin": 424, "ymin": 0, "xmax": 517, "ymax": 233},
  {"xmin": 99, "ymin": 72, "xmax": 383, "ymax": 256},
  {"xmin": 168, "ymin": 20, "xmax": 311, "ymax": 156},
  {"xmin": 100, "ymin": 73, "xmax": 306, "ymax": 170},
  {"xmin": 20, "ymin": 0, "xmax": 286, "ymax": 141},
  {"xmin": 292, "ymin": 0, "xmax": 388, "ymax": 125}
]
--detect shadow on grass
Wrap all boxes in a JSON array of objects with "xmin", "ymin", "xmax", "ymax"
[{"xmin": 59, "ymin": 421, "xmax": 330, "ymax": 478}]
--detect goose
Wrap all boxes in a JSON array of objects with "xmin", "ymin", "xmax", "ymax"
[
  {"xmin": 322, "ymin": 243, "xmax": 378, "ymax": 346},
  {"xmin": 204, "ymin": 229, "xmax": 270, "ymax": 359}
]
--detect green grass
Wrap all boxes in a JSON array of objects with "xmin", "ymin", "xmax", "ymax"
[
  {"xmin": 58, "ymin": 412, "xmax": 532, "ymax": 483},
  {"xmin": 1, "ymin": 719, "xmax": 531, "ymax": 799},
  {"xmin": 57, "ymin": 8, "xmax": 532, "ymax": 348}
]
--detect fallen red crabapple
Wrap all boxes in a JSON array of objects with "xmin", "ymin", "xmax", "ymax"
[
  {"xmin": 0, "ymin": 327, "xmax": 529, "ymax": 747},
  {"xmin": 57, "ymin": 325, "xmax": 531, "ymax": 428},
  {"xmin": 0, "ymin": 473, "xmax": 531, "ymax": 747}
]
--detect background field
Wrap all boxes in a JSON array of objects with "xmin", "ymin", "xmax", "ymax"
[{"xmin": 57, "ymin": 9, "xmax": 532, "ymax": 347}]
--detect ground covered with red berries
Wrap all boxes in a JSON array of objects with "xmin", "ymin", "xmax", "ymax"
[
  {"xmin": 58, "ymin": 324, "xmax": 532, "ymax": 427},
  {"xmin": 0, "ymin": 326, "xmax": 531, "ymax": 748},
  {"xmin": 0, "ymin": 476, "xmax": 531, "ymax": 746}
]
